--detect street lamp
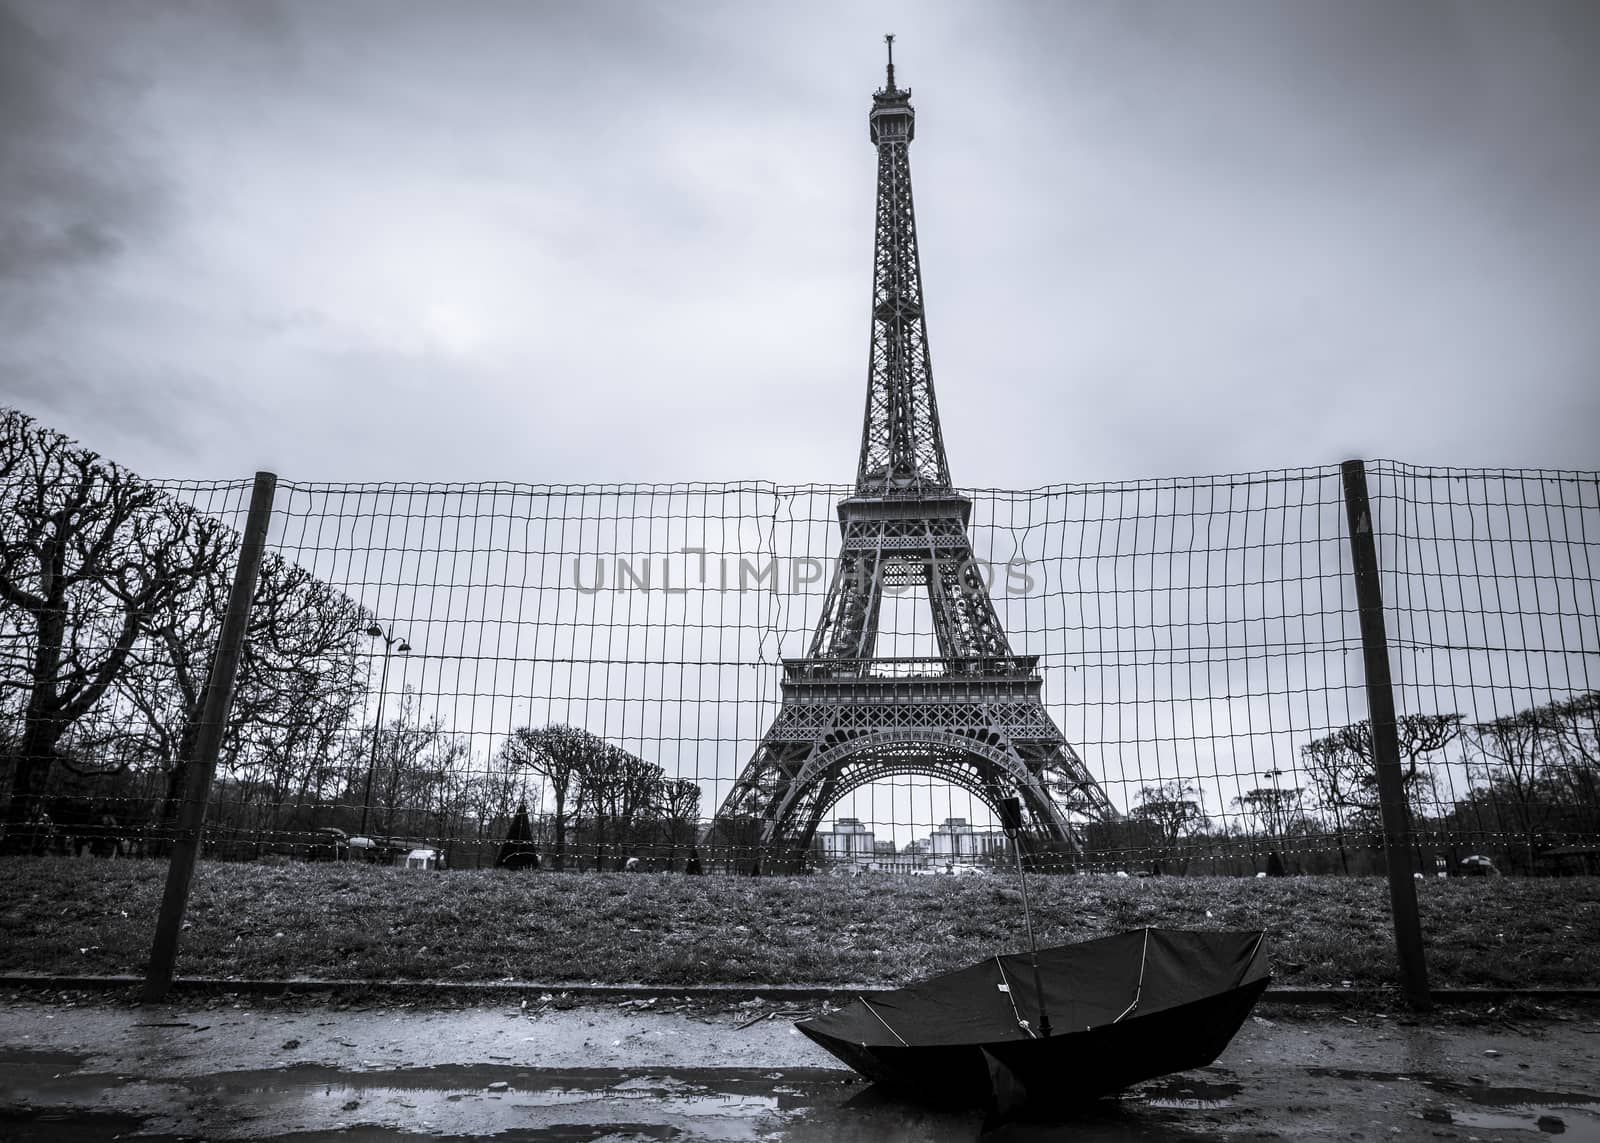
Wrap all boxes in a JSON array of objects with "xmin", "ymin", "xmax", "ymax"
[
  {"xmin": 1263, "ymin": 769, "xmax": 1286, "ymax": 838},
  {"xmin": 358, "ymin": 623, "xmax": 411, "ymax": 837}
]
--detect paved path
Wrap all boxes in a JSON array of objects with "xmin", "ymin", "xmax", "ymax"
[{"xmin": 2, "ymin": 993, "xmax": 1598, "ymax": 1140}]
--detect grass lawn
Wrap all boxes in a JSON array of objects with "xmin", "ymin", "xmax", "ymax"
[{"xmin": 1, "ymin": 858, "xmax": 1594, "ymax": 991}]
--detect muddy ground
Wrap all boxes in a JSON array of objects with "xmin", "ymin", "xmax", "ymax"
[{"xmin": 1, "ymin": 992, "xmax": 1597, "ymax": 1141}]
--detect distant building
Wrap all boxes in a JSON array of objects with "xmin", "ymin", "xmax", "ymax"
[
  {"xmin": 927, "ymin": 817, "xmax": 1008, "ymax": 864},
  {"xmin": 810, "ymin": 816, "xmax": 1011, "ymax": 873},
  {"xmin": 813, "ymin": 817, "xmax": 877, "ymax": 866}
]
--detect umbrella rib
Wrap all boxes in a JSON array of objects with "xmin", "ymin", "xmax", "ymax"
[
  {"xmin": 1113, "ymin": 927, "xmax": 1151, "ymax": 1024},
  {"xmin": 993, "ymin": 956, "xmax": 1038, "ymax": 1038},
  {"xmin": 1247, "ymin": 930, "xmax": 1267, "ymax": 973},
  {"xmin": 857, "ymin": 996, "xmax": 909, "ymax": 1046}
]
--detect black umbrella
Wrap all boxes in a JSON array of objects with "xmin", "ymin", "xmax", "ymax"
[
  {"xmin": 796, "ymin": 926, "xmax": 1269, "ymax": 1110},
  {"xmin": 796, "ymin": 799, "xmax": 1269, "ymax": 1109}
]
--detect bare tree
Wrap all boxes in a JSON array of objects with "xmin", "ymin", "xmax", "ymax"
[
  {"xmin": 461, "ymin": 748, "xmax": 531, "ymax": 842},
  {"xmin": 0, "ymin": 411, "xmax": 227, "ymax": 851},
  {"xmin": 499, "ymin": 725, "xmax": 608, "ymax": 871},
  {"xmin": 119, "ymin": 553, "xmax": 368, "ymax": 845},
  {"xmin": 1130, "ymin": 781, "xmax": 1207, "ymax": 872},
  {"xmin": 655, "ymin": 776, "xmax": 702, "ymax": 869},
  {"xmin": 351, "ymin": 689, "xmax": 470, "ymax": 842},
  {"xmin": 1231, "ymin": 784, "xmax": 1305, "ymax": 842},
  {"xmin": 579, "ymin": 743, "xmax": 663, "ymax": 870},
  {"xmin": 1541, "ymin": 691, "xmax": 1600, "ymax": 835},
  {"xmin": 1469, "ymin": 708, "xmax": 1555, "ymax": 870},
  {"xmin": 1300, "ymin": 714, "xmax": 1460, "ymax": 872}
]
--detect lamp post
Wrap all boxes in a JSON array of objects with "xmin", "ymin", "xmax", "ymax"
[
  {"xmin": 1263, "ymin": 769, "xmax": 1284, "ymax": 840},
  {"xmin": 358, "ymin": 623, "xmax": 410, "ymax": 837}
]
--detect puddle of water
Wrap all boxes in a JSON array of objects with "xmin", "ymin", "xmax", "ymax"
[
  {"xmin": 0, "ymin": 1089, "xmax": 1219, "ymax": 1143},
  {"xmin": 0, "ymin": 1050, "xmax": 142, "ymax": 1108},
  {"xmin": 236, "ymin": 1070, "xmax": 787, "ymax": 1141},
  {"xmin": 1414, "ymin": 1076, "xmax": 1600, "ymax": 1139},
  {"xmin": 1129, "ymin": 1077, "xmax": 1242, "ymax": 1112},
  {"xmin": 0, "ymin": 1046, "xmax": 1289, "ymax": 1142},
  {"xmin": 0, "ymin": 1047, "xmax": 89, "ymax": 1072},
  {"xmin": 822, "ymin": 1086, "xmax": 1225, "ymax": 1143},
  {"xmin": 1431, "ymin": 1081, "xmax": 1600, "ymax": 1109},
  {"xmin": 1448, "ymin": 1104, "xmax": 1600, "ymax": 1140},
  {"xmin": 194, "ymin": 1062, "xmax": 835, "ymax": 1097},
  {"xmin": 0, "ymin": 1108, "xmax": 199, "ymax": 1143},
  {"xmin": 1305, "ymin": 1066, "xmax": 1412, "ymax": 1084},
  {"xmin": 0, "ymin": 1056, "xmax": 1239, "ymax": 1143},
  {"xmin": 1307, "ymin": 1067, "xmax": 1600, "ymax": 1142},
  {"xmin": 1142, "ymin": 1097, "xmax": 1232, "ymax": 1111},
  {"xmin": 295, "ymin": 1076, "xmax": 781, "ymax": 1123}
]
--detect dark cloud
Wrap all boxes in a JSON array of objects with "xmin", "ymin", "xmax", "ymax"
[
  {"xmin": 0, "ymin": 351, "xmax": 231, "ymax": 475},
  {"xmin": 0, "ymin": 0, "xmax": 1595, "ymax": 482},
  {"xmin": 0, "ymin": 2, "xmax": 168, "ymax": 284}
]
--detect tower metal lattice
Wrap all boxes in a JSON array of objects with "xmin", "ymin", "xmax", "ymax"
[{"xmin": 711, "ymin": 40, "xmax": 1116, "ymax": 870}]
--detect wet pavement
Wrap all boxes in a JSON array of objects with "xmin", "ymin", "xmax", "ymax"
[{"xmin": 1, "ymin": 995, "xmax": 1597, "ymax": 1140}]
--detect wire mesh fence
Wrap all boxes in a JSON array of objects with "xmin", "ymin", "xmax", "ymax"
[
  {"xmin": 2, "ymin": 411, "xmax": 1597, "ymax": 878},
  {"xmin": 1372, "ymin": 462, "xmax": 1599, "ymax": 875}
]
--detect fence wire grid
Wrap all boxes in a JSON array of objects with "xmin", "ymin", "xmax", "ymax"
[{"xmin": 2, "ymin": 429, "xmax": 1597, "ymax": 876}]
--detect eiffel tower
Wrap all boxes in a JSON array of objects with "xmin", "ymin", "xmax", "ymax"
[{"xmin": 710, "ymin": 39, "xmax": 1115, "ymax": 871}]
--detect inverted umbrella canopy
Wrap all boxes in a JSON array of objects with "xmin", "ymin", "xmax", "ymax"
[{"xmin": 796, "ymin": 928, "xmax": 1269, "ymax": 1109}]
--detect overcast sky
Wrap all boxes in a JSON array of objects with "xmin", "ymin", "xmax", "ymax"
[{"xmin": 2, "ymin": 0, "xmax": 1596, "ymax": 487}]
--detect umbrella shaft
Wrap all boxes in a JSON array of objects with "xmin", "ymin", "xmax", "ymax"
[{"xmin": 1012, "ymin": 841, "xmax": 1052, "ymax": 1037}]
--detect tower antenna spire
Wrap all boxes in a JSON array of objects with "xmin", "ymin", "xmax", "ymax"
[{"xmin": 884, "ymin": 33, "xmax": 896, "ymax": 91}]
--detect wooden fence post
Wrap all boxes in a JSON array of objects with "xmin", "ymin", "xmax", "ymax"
[
  {"xmin": 1341, "ymin": 459, "xmax": 1431, "ymax": 1011},
  {"xmin": 144, "ymin": 472, "xmax": 277, "ymax": 1002}
]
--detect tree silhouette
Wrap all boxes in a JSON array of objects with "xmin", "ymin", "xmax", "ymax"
[
  {"xmin": 1300, "ymin": 713, "xmax": 1460, "ymax": 872},
  {"xmin": 655, "ymin": 777, "xmax": 702, "ymax": 869},
  {"xmin": 1469, "ymin": 708, "xmax": 1554, "ymax": 870},
  {"xmin": 0, "ymin": 411, "xmax": 227, "ymax": 851},
  {"xmin": 1130, "ymin": 781, "xmax": 1207, "ymax": 872},
  {"xmin": 1540, "ymin": 691, "xmax": 1600, "ymax": 835},
  {"xmin": 578, "ymin": 742, "xmax": 662, "ymax": 870},
  {"xmin": 1231, "ymin": 784, "xmax": 1305, "ymax": 842},
  {"xmin": 117, "ymin": 553, "xmax": 367, "ymax": 848},
  {"xmin": 499, "ymin": 724, "xmax": 607, "ymax": 871}
]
